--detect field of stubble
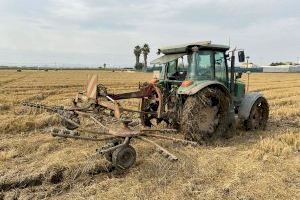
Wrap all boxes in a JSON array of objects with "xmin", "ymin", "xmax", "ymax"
[{"xmin": 0, "ymin": 70, "xmax": 299, "ymax": 200}]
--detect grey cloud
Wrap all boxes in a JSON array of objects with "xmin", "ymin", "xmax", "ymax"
[{"xmin": 0, "ymin": 0, "xmax": 299, "ymax": 66}]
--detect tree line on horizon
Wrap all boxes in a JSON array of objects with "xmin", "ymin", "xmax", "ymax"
[{"xmin": 269, "ymin": 61, "xmax": 295, "ymax": 66}]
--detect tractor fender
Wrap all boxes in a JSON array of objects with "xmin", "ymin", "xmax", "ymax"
[
  {"xmin": 238, "ymin": 92, "xmax": 264, "ymax": 120},
  {"xmin": 177, "ymin": 80, "xmax": 231, "ymax": 99}
]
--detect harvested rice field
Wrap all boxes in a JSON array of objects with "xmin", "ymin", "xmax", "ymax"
[{"xmin": 0, "ymin": 70, "xmax": 299, "ymax": 200}]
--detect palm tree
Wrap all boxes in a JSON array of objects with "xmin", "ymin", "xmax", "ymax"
[
  {"xmin": 142, "ymin": 43, "xmax": 150, "ymax": 72},
  {"xmin": 134, "ymin": 45, "xmax": 142, "ymax": 69}
]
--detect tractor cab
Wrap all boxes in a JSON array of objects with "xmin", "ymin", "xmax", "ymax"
[
  {"xmin": 151, "ymin": 41, "xmax": 245, "ymax": 99},
  {"xmin": 186, "ymin": 46, "xmax": 229, "ymax": 84}
]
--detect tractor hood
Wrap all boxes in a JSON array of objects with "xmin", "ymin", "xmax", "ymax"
[
  {"xmin": 150, "ymin": 53, "xmax": 186, "ymax": 64},
  {"xmin": 177, "ymin": 80, "xmax": 229, "ymax": 96}
]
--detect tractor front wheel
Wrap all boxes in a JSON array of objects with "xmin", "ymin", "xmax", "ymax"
[{"xmin": 244, "ymin": 97, "xmax": 269, "ymax": 131}]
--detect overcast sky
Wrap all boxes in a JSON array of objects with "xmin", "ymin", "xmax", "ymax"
[{"xmin": 0, "ymin": 0, "xmax": 299, "ymax": 67}]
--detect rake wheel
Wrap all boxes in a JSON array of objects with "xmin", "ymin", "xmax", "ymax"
[
  {"xmin": 112, "ymin": 145, "xmax": 136, "ymax": 170},
  {"xmin": 103, "ymin": 139, "xmax": 123, "ymax": 162}
]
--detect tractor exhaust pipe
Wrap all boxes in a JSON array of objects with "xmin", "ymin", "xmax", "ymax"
[{"xmin": 230, "ymin": 51, "xmax": 235, "ymax": 95}]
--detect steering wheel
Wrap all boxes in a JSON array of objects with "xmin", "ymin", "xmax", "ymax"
[{"xmin": 168, "ymin": 72, "xmax": 179, "ymax": 80}]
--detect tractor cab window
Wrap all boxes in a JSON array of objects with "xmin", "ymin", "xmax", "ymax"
[
  {"xmin": 178, "ymin": 55, "xmax": 189, "ymax": 70},
  {"xmin": 166, "ymin": 56, "xmax": 188, "ymax": 81},
  {"xmin": 188, "ymin": 50, "xmax": 214, "ymax": 80},
  {"xmin": 177, "ymin": 55, "xmax": 188, "ymax": 80},
  {"xmin": 214, "ymin": 51, "xmax": 227, "ymax": 83},
  {"xmin": 166, "ymin": 60, "xmax": 177, "ymax": 79}
]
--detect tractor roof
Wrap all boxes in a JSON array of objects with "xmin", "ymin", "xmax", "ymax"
[{"xmin": 158, "ymin": 41, "xmax": 230, "ymax": 55}]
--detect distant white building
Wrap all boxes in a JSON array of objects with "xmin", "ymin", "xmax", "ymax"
[
  {"xmin": 290, "ymin": 65, "xmax": 300, "ymax": 72},
  {"xmin": 262, "ymin": 65, "xmax": 300, "ymax": 72}
]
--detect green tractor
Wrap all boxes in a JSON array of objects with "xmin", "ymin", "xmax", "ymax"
[{"xmin": 141, "ymin": 41, "xmax": 269, "ymax": 143}]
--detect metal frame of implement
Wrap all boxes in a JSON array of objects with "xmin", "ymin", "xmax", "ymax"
[{"xmin": 22, "ymin": 74, "xmax": 197, "ymax": 170}]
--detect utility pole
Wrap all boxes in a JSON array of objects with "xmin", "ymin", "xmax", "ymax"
[{"xmin": 246, "ymin": 56, "xmax": 250, "ymax": 68}]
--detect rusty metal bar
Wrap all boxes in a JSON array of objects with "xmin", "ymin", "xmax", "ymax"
[
  {"xmin": 77, "ymin": 128, "xmax": 109, "ymax": 136},
  {"xmin": 121, "ymin": 108, "xmax": 157, "ymax": 115},
  {"xmin": 51, "ymin": 132, "xmax": 118, "ymax": 142},
  {"xmin": 108, "ymin": 84, "xmax": 154, "ymax": 100},
  {"xmin": 90, "ymin": 116, "xmax": 144, "ymax": 137},
  {"xmin": 98, "ymin": 137, "xmax": 130, "ymax": 154},
  {"xmin": 89, "ymin": 116, "xmax": 109, "ymax": 131},
  {"xmin": 141, "ymin": 129, "xmax": 178, "ymax": 133},
  {"xmin": 60, "ymin": 116, "xmax": 81, "ymax": 127},
  {"xmin": 145, "ymin": 134, "xmax": 197, "ymax": 146}
]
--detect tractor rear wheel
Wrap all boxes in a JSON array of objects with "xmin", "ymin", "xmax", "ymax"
[
  {"xmin": 141, "ymin": 99, "xmax": 158, "ymax": 127},
  {"xmin": 140, "ymin": 88, "xmax": 160, "ymax": 127},
  {"xmin": 181, "ymin": 87, "xmax": 230, "ymax": 143},
  {"xmin": 244, "ymin": 97, "xmax": 269, "ymax": 130}
]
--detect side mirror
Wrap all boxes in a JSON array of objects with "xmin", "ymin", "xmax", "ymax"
[{"xmin": 238, "ymin": 51, "xmax": 245, "ymax": 62}]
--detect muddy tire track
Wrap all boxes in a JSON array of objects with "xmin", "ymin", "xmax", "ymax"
[{"xmin": 0, "ymin": 162, "xmax": 117, "ymax": 199}]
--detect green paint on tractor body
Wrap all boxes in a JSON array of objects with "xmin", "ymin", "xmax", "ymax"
[
  {"xmin": 145, "ymin": 41, "xmax": 269, "ymax": 143},
  {"xmin": 177, "ymin": 81, "xmax": 201, "ymax": 94},
  {"xmin": 234, "ymin": 80, "xmax": 245, "ymax": 99},
  {"xmin": 177, "ymin": 80, "xmax": 230, "ymax": 95}
]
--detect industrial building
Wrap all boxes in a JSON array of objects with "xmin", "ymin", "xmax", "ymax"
[{"xmin": 262, "ymin": 65, "xmax": 300, "ymax": 72}]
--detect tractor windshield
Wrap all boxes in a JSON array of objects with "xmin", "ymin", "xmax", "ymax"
[{"xmin": 187, "ymin": 50, "xmax": 214, "ymax": 81}]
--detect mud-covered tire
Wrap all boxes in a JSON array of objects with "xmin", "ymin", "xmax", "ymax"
[
  {"xmin": 141, "ymin": 100, "xmax": 158, "ymax": 127},
  {"xmin": 244, "ymin": 97, "xmax": 269, "ymax": 131},
  {"xmin": 112, "ymin": 145, "xmax": 136, "ymax": 170},
  {"xmin": 223, "ymin": 118, "xmax": 236, "ymax": 139},
  {"xmin": 181, "ymin": 87, "xmax": 230, "ymax": 143},
  {"xmin": 140, "ymin": 88, "xmax": 160, "ymax": 127}
]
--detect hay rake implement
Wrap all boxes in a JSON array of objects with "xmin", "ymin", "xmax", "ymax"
[
  {"xmin": 21, "ymin": 41, "xmax": 270, "ymax": 170},
  {"xmin": 22, "ymin": 74, "xmax": 196, "ymax": 170}
]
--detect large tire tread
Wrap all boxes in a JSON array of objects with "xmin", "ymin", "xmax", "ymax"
[{"xmin": 181, "ymin": 87, "xmax": 231, "ymax": 143}]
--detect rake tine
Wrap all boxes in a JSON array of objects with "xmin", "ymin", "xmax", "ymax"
[
  {"xmin": 144, "ymin": 134, "xmax": 197, "ymax": 146},
  {"xmin": 137, "ymin": 136, "xmax": 178, "ymax": 161},
  {"xmin": 141, "ymin": 128, "xmax": 178, "ymax": 133},
  {"xmin": 51, "ymin": 131, "xmax": 118, "ymax": 142}
]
